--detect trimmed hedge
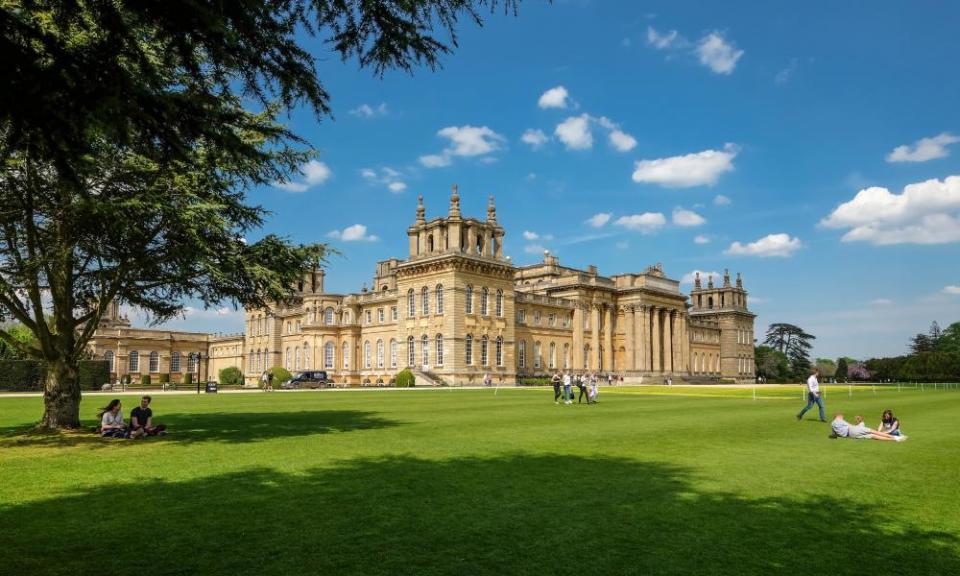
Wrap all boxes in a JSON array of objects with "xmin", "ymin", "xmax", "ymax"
[
  {"xmin": 140, "ymin": 374, "xmax": 151, "ymax": 386},
  {"xmin": 518, "ymin": 377, "xmax": 553, "ymax": 386},
  {"xmin": 183, "ymin": 373, "xmax": 193, "ymax": 386},
  {"xmin": 158, "ymin": 373, "xmax": 170, "ymax": 384},
  {"xmin": 0, "ymin": 360, "xmax": 110, "ymax": 391},
  {"xmin": 394, "ymin": 369, "xmax": 415, "ymax": 387}
]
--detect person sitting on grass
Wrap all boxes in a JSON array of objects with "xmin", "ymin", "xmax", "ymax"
[
  {"xmin": 98, "ymin": 399, "xmax": 128, "ymax": 438},
  {"xmin": 830, "ymin": 414, "xmax": 906, "ymax": 442},
  {"xmin": 878, "ymin": 409, "xmax": 902, "ymax": 436},
  {"xmin": 130, "ymin": 395, "xmax": 166, "ymax": 438}
]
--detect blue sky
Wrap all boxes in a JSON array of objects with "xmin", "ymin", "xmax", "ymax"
[{"xmin": 142, "ymin": 0, "xmax": 960, "ymax": 360}]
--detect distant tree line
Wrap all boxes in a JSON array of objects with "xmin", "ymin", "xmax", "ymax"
[{"xmin": 848, "ymin": 321, "xmax": 960, "ymax": 382}]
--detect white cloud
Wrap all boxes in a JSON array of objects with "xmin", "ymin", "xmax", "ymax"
[
  {"xmin": 349, "ymin": 102, "xmax": 388, "ymax": 118},
  {"xmin": 586, "ymin": 212, "xmax": 611, "ymax": 228},
  {"xmin": 774, "ymin": 58, "xmax": 799, "ymax": 85},
  {"xmin": 632, "ymin": 144, "xmax": 737, "ymax": 188},
  {"xmin": 327, "ymin": 224, "xmax": 378, "ymax": 242},
  {"xmin": 725, "ymin": 233, "xmax": 802, "ymax": 257},
  {"xmin": 538, "ymin": 86, "xmax": 570, "ymax": 109},
  {"xmin": 555, "ymin": 114, "xmax": 593, "ymax": 150},
  {"xmin": 647, "ymin": 26, "xmax": 682, "ymax": 50},
  {"xmin": 521, "ymin": 129, "xmax": 549, "ymax": 150},
  {"xmin": 615, "ymin": 240, "xmax": 630, "ymax": 250},
  {"xmin": 360, "ymin": 168, "xmax": 377, "ymax": 180},
  {"xmin": 713, "ymin": 194, "xmax": 732, "ymax": 206},
  {"xmin": 420, "ymin": 125, "xmax": 505, "ymax": 168},
  {"xmin": 694, "ymin": 234, "xmax": 711, "ymax": 244},
  {"xmin": 680, "ymin": 270, "xmax": 720, "ymax": 285},
  {"xmin": 944, "ymin": 285, "xmax": 960, "ymax": 295},
  {"xmin": 524, "ymin": 243, "xmax": 547, "ymax": 255},
  {"xmin": 672, "ymin": 207, "xmax": 706, "ymax": 227},
  {"xmin": 820, "ymin": 176, "xmax": 960, "ymax": 245},
  {"xmin": 886, "ymin": 133, "xmax": 960, "ymax": 163},
  {"xmin": 523, "ymin": 230, "xmax": 539, "ymax": 240},
  {"xmin": 614, "ymin": 213, "xmax": 666, "ymax": 234},
  {"xmin": 608, "ymin": 129, "xmax": 637, "ymax": 152},
  {"xmin": 274, "ymin": 160, "xmax": 332, "ymax": 192},
  {"xmin": 361, "ymin": 167, "xmax": 407, "ymax": 193},
  {"xmin": 870, "ymin": 298, "xmax": 893, "ymax": 306},
  {"xmin": 388, "ymin": 182, "xmax": 407, "ymax": 193},
  {"xmin": 696, "ymin": 32, "xmax": 744, "ymax": 75}
]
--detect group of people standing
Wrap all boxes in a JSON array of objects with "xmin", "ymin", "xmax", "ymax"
[
  {"xmin": 551, "ymin": 372, "xmax": 600, "ymax": 405},
  {"xmin": 797, "ymin": 367, "xmax": 908, "ymax": 442}
]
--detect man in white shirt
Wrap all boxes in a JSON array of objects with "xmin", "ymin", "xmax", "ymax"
[{"xmin": 796, "ymin": 368, "xmax": 826, "ymax": 422}]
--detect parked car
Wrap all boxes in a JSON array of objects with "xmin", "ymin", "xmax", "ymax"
[{"xmin": 282, "ymin": 370, "xmax": 332, "ymax": 389}]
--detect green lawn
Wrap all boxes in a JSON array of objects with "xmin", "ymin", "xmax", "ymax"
[{"xmin": 1, "ymin": 385, "xmax": 958, "ymax": 575}]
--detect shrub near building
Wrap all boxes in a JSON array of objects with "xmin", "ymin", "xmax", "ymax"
[{"xmin": 395, "ymin": 369, "xmax": 415, "ymax": 388}]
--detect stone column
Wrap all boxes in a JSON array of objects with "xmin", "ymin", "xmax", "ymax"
[
  {"xmin": 590, "ymin": 304, "xmax": 600, "ymax": 371},
  {"xmin": 626, "ymin": 306, "xmax": 636, "ymax": 371},
  {"xmin": 483, "ymin": 229, "xmax": 493, "ymax": 257},
  {"xmin": 651, "ymin": 307, "xmax": 661, "ymax": 372},
  {"xmin": 638, "ymin": 306, "xmax": 648, "ymax": 372},
  {"xmin": 663, "ymin": 309, "xmax": 673, "ymax": 373},
  {"xmin": 572, "ymin": 306, "xmax": 584, "ymax": 370},
  {"xmin": 466, "ymin": 225, "xmax": 476, "ymax": 255},
  {"xmin": 603, "ymin": 304, "xmax": 613, "ymax": 372}
]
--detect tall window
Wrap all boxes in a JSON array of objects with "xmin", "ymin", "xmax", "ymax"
[
  {"xmin": 466, "ymin": 334, "xmax": 473, "ymax": 365},
  {"xmin": 549, "ymin": 342, "xmax": 556, "ymax": 369},
  {"xmin": 342, "ymin": 342, "xmax": 349, "ymax": 369},
  {"xmin": 421, "ymin": 335, "xmax": 429, "ymax": 366},
  {"xmin": 365, "ymin": 310, "xmax": 371, "ymax": 324},
  {"xmin": 188, "ymin": 352, "xmax": 198, "ymax": 373},
  {"xmin": 390, "ymin": 339, "xmax": 398, "ymax": 369},
  {"xmin": 105, "ymin": 350, "xmax": 115, "ymax": 373},
  {"xmin": 324, "ymin": 342, "xmax": 335, "ymax": 369},
  {"xmin": 295, "ymin": 346, "xmax": 301, "ymax": 370},
  {"xmin": 378, "ymin": 308, "xmax": 384, "ymax": 323},
  {"xmin": 481, "ymin": 335, "xmax": 489, "ymax": 366},
  {"xmin": 421, "ymin": 287, "xmax": 429, "ymax": 316},
  {"xmin": 518, "ymin": 340, "xmax": 526, "ymax": 368},
  {"xmin": 436, "ymin": 284, "xmax": 444, "ymax": 315},
  {"xmin": 149, "ymin": 351, "xmax": 159, "ymax": 373},
  {"xmin": 296, "ymin": 320, "xmax": 301, "ymax": 332},
  {"xmin": 480, "ymin": 287, "xmax": 489, "ymax": 315},
  {"xmin": 285, "ymin": 347, "xmax": 291, "ymax": 370},
  {"xmin": 247, "ymin": 350, "xmax": 254, "ymax": 372},
  {"xmin": 495, "ymin": 289, "xmax": 503, "ymax": 317},
  {"xmin": 364, "ymin": 341, "xmax": 371, "ymax": 369},
  {"xmin": 534, "ymin": 342, "xmax": 542, "ymax": 369},
  {"xmin": 465, "ymin": 285, "xmax": 474, "ymax": 314},
  {"xmin": 407, "ymin": 336, "xmax": 415, "ymax": 366},
  {"xmin": 517, "ymin": 309, "xmax": 526, "ymax": 323},
  {"xmin": 496, "ymin": 336, "xmax": 503, "ymax": 366},
  {"xmin": 324, "ymin": 307, "xmax": 335, "ymax": 325},
  {"xmin": 256, "ymin": 350, "xmax": 262, "ymax": 372},
  {"xmin": 286, "ymin": 321, "xmax": 291, "ymax": 334},
  {"xmin": 563, "ymin": 344, "xmax": 569, "ymax": 369},
  {"xmin": 548, "ymin": 313, "xmax": 556, "ymax": 327},
  {"xmin": 376, "ymin": 339, "xmax": 384, "ymax": 368},
  {"xmin": 128, "ymin": 350, "xmax": 139, "ymax": 372},
  {"xmin": 436, "ymin": 334, "xmax": 444, "ymax": 366},
  {"xmin": 391, "ymin": 306, "xmax": 398, "ymax": 321},
  {"xmin": 303, "ymin": 343, "xmax": 311, "ymax": 369},
  {"xmin": 534, "ymin": 310, "xmax": 541, "ymax": 324}
]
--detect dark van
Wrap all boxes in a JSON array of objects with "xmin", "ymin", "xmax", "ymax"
[{"xmin": 282, "ymin": 371, "xmax": 331, "ymax": 389}]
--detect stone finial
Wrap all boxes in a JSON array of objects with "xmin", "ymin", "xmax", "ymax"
[
  {"xmin": 736, "ymin": 271, "xmax": 743, "ymax": 289},
  {"xmin": 694, "ymin": 271, "xmax": 702, "ymax": 289},
  {"xmin": 723, "ymin": 268, "xmax": 731, "ymax": 287},
  {"xmin": 707, "ymin": 274, "xmax": 714, "ymax": 289},
  {"xmin": 449, "ymin": 184, "xmax": 461, "ymax": 218},
  {"xmin": 487, "ymin": 194, "xmax": 497, "ymax": 223},
  {"xmin": 416, "ymin": 194, "xmax": 425, "ymax": 223}
]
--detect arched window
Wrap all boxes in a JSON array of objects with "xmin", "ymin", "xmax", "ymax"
[
  {"xmin": 295, "ymin": 346, "xmax": 301, "ymax": 370},
  {"xmin": 376, "ymin": 339, "xmax": 384, "ymax": 369},
  {"xmin": 303, "ymin": 343, "xmax": 311, "ymax": 369},
  {"xmin": 421, "ymin": 286, "xmax": 429, "ymax": 315},
  {"xmin": 342, "ymin": 341, "xmax": 349, "ymax": 369},
  {"xmin": 496, "ymin": 336, "xmax": 503, "ymax": 366},
  {"xmin": 408, "ymin": 289, "xmax": 416, "ymax": 317},
  {"xmin": 286, "ymin": 321, "xmax": 291, "ymax": 334},
  {"xmin": 481, "ymin": 335, "xmax": 489, "ymax": 366},
  {"xmin": 480, "ymin": 287, "xmax": 489, "ymax": 315},
  {"xmin": 436, "ymin": 334, "xmax": 444, "ymax": 366},
  {"xmin": 495, "ymin": 289, "xmax": 503, "ymax": 317},
  {"xmin": 128, "ymin": 350, "xmax": 139, "ymax": 372},
  {"xmin": 364, "ymin": 341, "xmax": 372, "ymax": 369},
  {"xmin": 421, "ymin": 334, "xmax": 429, "ymax": 366},
  {"xmin": 324, "ymin": 307, "xmax": 335, "ymax": 325},
  {"xmin": 390, "ymin": 339, "xmax": 398, "ymax": 369},
  {"xmin": 247, "ymin": 350, "xmax": 254, "ymax": 372},
  {"xmin": 255, "ymin": 350, "xmax": 262, "ymax": 372},
  {"xmin": 534, "ymin": 341, "xmax": 541, "ymax": 369},
  {"xmin": 324, "ymin": 342, "xmax": 335, "ymax": 369},
  {"xmin": 285, "ymin": 347, "xmax": 291, "ymax": 370},
  {"xmin": 436, "ymin": 284, "xmax": 444, "ymax": 315},
  {"xmin": 518, "ymin": 340, "xmax": 526, "ymax": 369},
  {"xmin": 465, "ymin": 285, "xmax": 474, "ymax": 314},
  {"xmin": 105, "ymin": 350, "xmax": 115, "ymax": 373},
  {"xmin": 407, "ymin": 336, "xmax": 415, "ymax": 367},
  {"xmin": 295, "ymin": 320, "xmax": 301, "ymax": 333},
  {"xmin": 563, "ymin": 343, "xmax": 570, "ymax": 369},
  {"xmin": 170, "ymin": 352, "xmax": 180, "ymax": 372},
  {"xmin": 149, "ymin": 351, "xmax": 159, "ymax": 373},
  {"xmin": 465, "ymin": 334, "xmax": 473, "ymax": 365},
  {"xmin": 188, "ymin": 352, "xmax": 198, "ymax": 373},
  {"xmin": 549, "ymin": 342, "xmax": 556, "ymax": 369}
]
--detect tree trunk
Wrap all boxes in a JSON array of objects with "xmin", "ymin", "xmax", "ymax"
[{"xmin": 40, "ymin": 358, "xmax": 81, "ymax": 429}]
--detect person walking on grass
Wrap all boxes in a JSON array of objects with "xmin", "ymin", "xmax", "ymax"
[
  {"xmin": 551, "ymin": 372, "xmax": 562, "ymax": 404},
  {"xmin": 562, "ymin": 371, "xmax": 573, "ymax": 405},
  {"xmin": 797, "ymin": 367, "xmax": 825, "ymax": 422},
  {"xmin": 576, "ymin": 375, "xmax": 589, "ymax": 404}
]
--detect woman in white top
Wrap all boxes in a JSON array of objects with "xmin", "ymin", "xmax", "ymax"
[{"xmin": 99, "ymin": 399, "xmax": 128, "ymax": 438}]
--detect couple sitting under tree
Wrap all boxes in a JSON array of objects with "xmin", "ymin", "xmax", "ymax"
[{"xmin": 98, "ymin": 396, "xmax": 166, "ymax": 439}]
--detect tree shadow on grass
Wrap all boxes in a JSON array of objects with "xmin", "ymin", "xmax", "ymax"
[
  {"xmin": 0, "ymin": 455, "xmax": 956, "ymax": 576},
  {"xmin": 0, "ymin": 410, "xmax": 398, "ymax": 449}
]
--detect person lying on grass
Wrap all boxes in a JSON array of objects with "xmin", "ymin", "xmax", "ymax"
[
  {"xmin": 129, "ymin": 395, "xmax": 166, "ymax": 438},
  {"xmin": 830, "ymin": 414, "xmax": 906, "ymax": 442},
  {"xmin": 98, "ymin": 399, "xmax": 128, "ymax": 438}
]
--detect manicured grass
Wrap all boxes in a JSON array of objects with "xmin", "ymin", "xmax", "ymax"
[{"xmin": 1, "ymin": 385, "xmax": 959, "ymax": 575}]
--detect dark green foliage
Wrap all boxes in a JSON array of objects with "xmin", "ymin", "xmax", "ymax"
[
  {"xmin": 0, "ymin": 324, "xmax": 37, "ymax": 359},
  {"xmin": 158, "ymin": 373, "xmax": 170, "ymax": 384},
  {"xmin": 0, "ymin": 359, "xmax": 108, "ymax": 391},
  {"xmin": 836, "ymin": 357, "xmax": 848, "ymax": 382},
  {"xmin": 78, "ymin": 361, "xmax": 110, "ymax": 391},
  {"xmin": 264, "ymin": 367, "xmax": 292, "ymax": 388},
  {"xmin": 140, "ymin": 374, "xmax": 151, "ymax": 386},
  {"xmin": 518, "ymin": 377, "xmax": 552, "ymax": 386},
  {"xmin": 183, "ymin": 373, "xmax": 194, "ymax": 386},
  {"xmin": 754, "ymin": 346, "xmax": 790, "ymax": 382},
  {"xmin": 394, "ymin": 369, "xmax": 415, "ymax": 387},
  {"xmin": 764, "ymin": 323, "xmax": 815, "ymax": 379},
  {"xmin": 219, "ymin": 366, "xmax": 244, "ymax": 386}
]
